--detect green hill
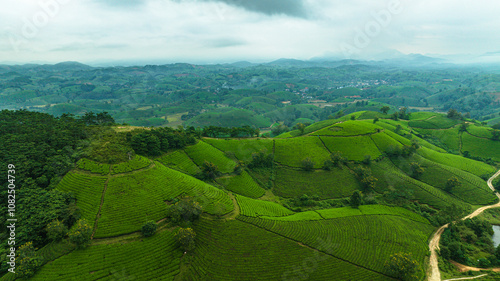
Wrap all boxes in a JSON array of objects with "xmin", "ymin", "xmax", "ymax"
[{"xmin": 9, "ymin": 115, "xmax": 500, "ymax": 281}]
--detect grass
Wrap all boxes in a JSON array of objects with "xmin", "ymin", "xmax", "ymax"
[
  {"xmin": 240, "ymin": 208, "xmax": 433, "ymax": 276},
  {"xmin": 417, "ymin": 146, "xmax": 495, "ymax": 177},
  {"xmin": 94, "ymin": 163, "xmax": 233, "ymax": 238},
  {"xmin": 56, "ymin": 172, "xmax": 107, "ymax": 223},
  {"xmin": 310, "ymin": 120, "xmax": 381, "ymax": 136},
  {"xmin": 184, "ymin": 141, "xmax": 236, "ymax": 173},
  {"xmin": 183, "ymin": 218, "xmax": 391, "ymax": 281},
  {"xmin": 31, "ymin": 230, "xmax": 181, "ymax": 281},
  {"xmin": 157, "ymin": 150, "xmax": 201, "ymax": 175},
  {"xmin": 217, "ymin": 171, "xmax": 266, "ymax": 199},
  {"xmin": 236, "ymin": 195, "xmax": 294, "ymax": 217},
  {"xmin": 274, "ymin": 166, "xmax": 360, "ymax": 199},
  {"xmin": 203, "ymin": 138, "xmax": 273, "ymax": 162},
  {"xmin": 320, "ymin": 136, "xmax": 381, "ymax": 161},
  {"xmin": 274, "ymin": 137, "xmax": 330, "ymax": 168}
]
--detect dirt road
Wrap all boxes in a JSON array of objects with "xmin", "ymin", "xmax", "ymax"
[{"xmin": 427, "ymin": 169, "xmax": 500, "ymax": 281}]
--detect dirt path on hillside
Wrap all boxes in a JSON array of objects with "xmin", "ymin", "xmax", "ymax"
[
  {"xmin": 428, "ymin": 169, "xmax": 500, "ymax": 281},
  {"xmin": 448, "ymin": 261, "xmax": 500, "ymax": 273},
  {"xmin": 443, "ymin": 273, "xmax": 489, "ymax": 281}
]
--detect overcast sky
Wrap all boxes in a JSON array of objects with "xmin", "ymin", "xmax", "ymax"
[{"xmin": 1, "ymin": 0, "xmax": 500, "ymax": 65}]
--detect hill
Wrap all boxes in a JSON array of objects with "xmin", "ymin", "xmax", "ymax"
[{"xmin": 2, "ymin": 112, "xmax": 499, "ymax": 281}]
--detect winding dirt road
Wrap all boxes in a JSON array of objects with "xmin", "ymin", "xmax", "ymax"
[{"xmin": 428, "ymin": 169, "xmax": 500, "ymax": 281}]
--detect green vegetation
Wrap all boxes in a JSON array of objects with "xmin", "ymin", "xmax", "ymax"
[
  {"xmin": 141, "ymin": 221, "xmax": 158, "ymax": 237},
  {"xmin": 183, "ymin": 219, "xmax": 391, "ymax": 281},
  {"xmin": 240, "ymin": 206, "xmax": 433, "ymax": 276},
  {"xmin": 275, "ymin": 166, "xmax": 360, "ymax": 199},
  {"xmin": 30, "ymin": 230, "xmax": 181, "ymax": 280},
  {"xmin": 94, "ymin": 164, "xmax": 232, "ymax": 237},
  {"xmin": 68, "ymin": 219, "xmax": 92, "ymax": 248},
  {"xmin": 203, "ymin": 138, "xmax": 273, "ymax": 162},
  {"xmin": 4, "ymin": 105, "xmax": 500, "ymax": 281},
  {"xmin": 417, "ymin": 146, "xmax": 495, "ymax": 177},
  {"xmin": 157, "ymin": 150, "xmax": 201, "ymax": 175},
  {"xmin": 110, "ymin": 155, "xmax": 150, "ymax": 174},
  {"xmin": 321, "ymin": 136, "xmax": 381, "ymax": 161},
  {"xmin": 217, "ymin": 171, "xmax": 266, "ymax": 198},
  {"xmin": 236, "ymin": 195, "xmax": 294, "ymax": 217},
  {"xmin": 274, "ymin": 137, "xmax": 330, "ymax": 168},
  {"xmin": 55, "ymin": 172, "xmax": 107, "ymax": 222},
  {"xmin": 310, "ymin": 120, "xmax": 381, "ymax": 136},
  {"xmin": 184, "ymin": 141, "xmax": 236, "ymax": 173},
  {"xmin": 76, "ymin": 158, "xmax": 110, "ymax": 175}
]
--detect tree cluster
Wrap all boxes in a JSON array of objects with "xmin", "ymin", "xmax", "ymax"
[
  {"xmin": 248, "ymin": 150, "xmax": 274, "ymax": 169},
  {"xmin": 202, "ymin": 125, "xmax": 259, "ymax": 138},
  {"xmin": 129, "ymin": 127, "xmax": 196, "ymax": 156}
]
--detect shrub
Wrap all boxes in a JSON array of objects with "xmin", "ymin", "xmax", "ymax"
[
  {"xmin": 301, "ymin": 157, "xmax": 315, "ymax": 171},
  {"xmin": 176, "ymin": 228, "xmax": 196, "ymax": 252},
  {"xmin": 330, "ymin": 152, "xmax": 347, "ymax": 167},
  {"xmin": 323, "ymin": 159, "xmax": 334, "ymax": 171},
  {"xmin": 385, "ymin": 252, "xmax": 419, "ymax": 281},
  {"xmin": 350, "ymin": 191, "xmax": 362, "ymax": 208},
  {"xmin": 169, "ymin": 198, "xmax": 203, "ymax": 225},
  {"xmin": 46, "ymin": 219, "xmax": 68, "ymax": 242},
  {"xmin": 16, "ymin": 242, "xmax": 42, "ymax": 279},
  {"xmin": 68, "ymin": 219, "xmax": 92, "ymax": 248},
  {"xmin": 200, "ymin": 161, "xmax": 221, "ymax": 180},
  {"xmin": 248, "ymin": 150, "xmax": 274, "ymax": 168},
  {"xmin": 409, "ymin": 162, "xmax": 424, "ymax": 179},
  {"xmin": 141, "ymin": 221, "xmax": 158, "ymax": 237}
]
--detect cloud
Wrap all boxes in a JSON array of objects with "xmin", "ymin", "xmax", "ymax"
[
  {"xmin": 198, "ymin": 0, "xmax": 308, "ymax": 18},
  {"xmin": 91, "ymin": 0, "xmax": 146, "ymax": 8}
]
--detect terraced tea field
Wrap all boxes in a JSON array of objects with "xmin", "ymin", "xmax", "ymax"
[{"xmin": 184, "ymin": 141, "xmax": 236, "ymax": 173}]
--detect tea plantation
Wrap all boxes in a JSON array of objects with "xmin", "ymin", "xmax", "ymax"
[{"xmin": 10, "ymin": 114, "xmax": 500, "ymax": 281}]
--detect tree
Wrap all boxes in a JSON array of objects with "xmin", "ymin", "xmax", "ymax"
[
  {"xmin": 446, "ymin": 177, "xmax": 461, "ymax": 192},
  {"xmin": 323, "ymin": 159, "xmax": 334, "ymax": 171},
  {"xmin": 350, "ymin": 191, "xmax": 362, "ymax": 208},
  {"xmin": 385, "ymin": 252, "xmax": 419, "ymax": 281},
  {"xmin": 68, "ymin": 219, "xmax": 92, "ymax": 248},
  {"xmin": 380, "ymin": 106, "xmax": 390, "ymax": 114},
  {"xmin": 459, "ymin": 122, "xmax": 469, "ymax": 132},
  {"xmin": 248, "ymin": 150, "xmax": 274, "ymax": 168},
  {"xmin": 409, "ymin": 162, "xmax": 424, "ymax": 179},
  {"xmin": 46, "ymin": 219, "xmax": 68, "ymax": 242},
  {"xmin": 141, "ymin": 221, "xmax": 158, "ymax": 237},
  {"xmin": 350, "ymin": 115, "xmax": 356, "ymax": 120},
  {"xmin": 373, "ymin": 117, "xmax": 379, "ymax": 124},
  {"xmin": 295, "ymin": 123, "xmax": 306, "ymax": 135},
  {"xmin": 330, "ymin": 152, "xmax": 346, "ymax": 167},
  {"xmin": 169, "ymin": 198, "xmax": 203, "ymax": 225},
  {"xmin": 301, "ymin": 157, "xmax": 315, "ymax": 172},
  {"xmin": 362, "ymin": 155, "xmax": 371, "ymax": 165},
  {"xmin": 492, "ymin": 130, "xmax": 500, "ymax": 141},
  {"xmin": 16, "ymin": 242, "xmax": 42, "ymax": 278},
  {"xmin": 200, "ymin": 161, "xmax": 221, "ymax": 180},
  {"xmin": 176, "ymin": 228, "xmax": 196, "ymax": 252},
  {"xmin": 447, "ymin": 108, "xmax": 461, "ymax": 120}
]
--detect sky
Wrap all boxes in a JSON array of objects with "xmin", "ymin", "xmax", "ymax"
[{"xmin": 1, "ymin": 0, "xmax": 500, "ymax": 65}]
